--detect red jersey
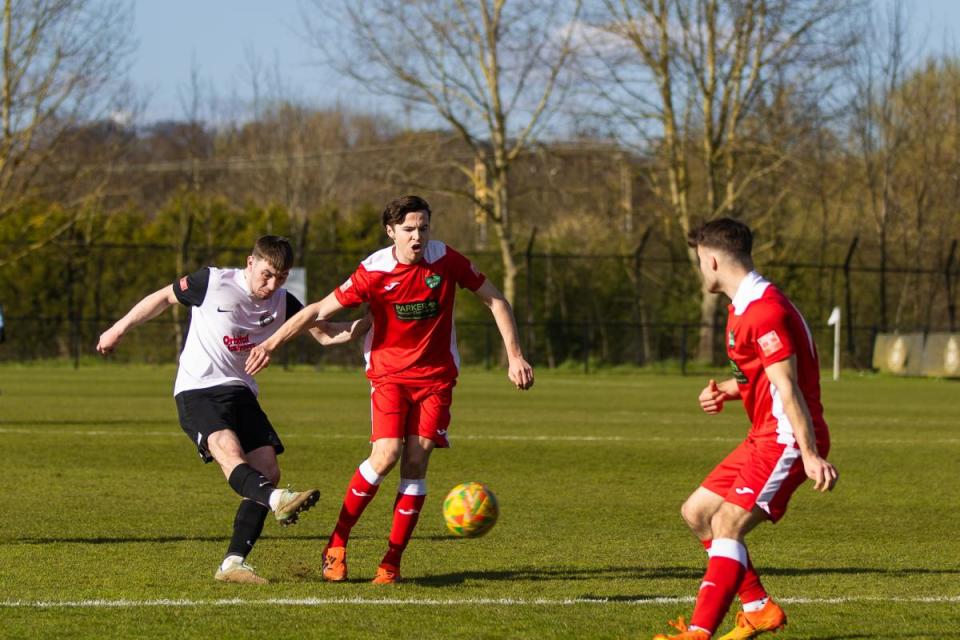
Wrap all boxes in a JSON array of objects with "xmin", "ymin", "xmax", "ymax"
[
  {"xmin": 334, "ymin": 241, "xmax": 486, "ymax": 384},
  {"xmin": 726, "ymin": 272, "xmax": 829, "ymax": 444}
]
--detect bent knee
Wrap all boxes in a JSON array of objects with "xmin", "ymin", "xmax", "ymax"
[
  {"xmin": 680, "ymin": 498, "xmax": 703, "ymax": 526},
  {"xmin": 369, "ymin": 445, "xmax": 402, "ymax": 474},
  {"xmin": 265, "ymin": 467, "xmax": 280, "ymax": 486}
]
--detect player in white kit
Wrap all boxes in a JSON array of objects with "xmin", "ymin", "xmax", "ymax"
[{"xmin": 97, "ymin": 236, "xmax": 368, "ymax": 584}]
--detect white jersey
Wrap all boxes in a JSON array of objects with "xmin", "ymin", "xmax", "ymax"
[{"xmin": 172, "ymin": 267, "xmax": 302, "ymax": 396}]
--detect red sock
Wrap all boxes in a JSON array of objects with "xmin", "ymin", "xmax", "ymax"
[
  {"xmin": 738, "ymin": 556, "xmax": 768, "ymax": 604},
  {"xmin": 328, "ymin": 466, "xmax": 381, "ymax": 548},
  {"xmin": 380, "ymin": 485, "xmax": 426, "ymax": 568},
  {"xmin": 702, "ymin": 539, "xmax": 767, "ymax": 605},
  {"xmin": 690, "ymin": 538, "xmax": 747, "ymax": 633}
]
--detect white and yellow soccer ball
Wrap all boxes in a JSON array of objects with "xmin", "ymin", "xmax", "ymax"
[{"xmin": 442, "ymin": 481, "xmax": 499, "ymax": 538}]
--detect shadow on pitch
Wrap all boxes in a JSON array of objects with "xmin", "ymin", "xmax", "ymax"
[
  {"xmin": 0, "ymin": 418, "xmax": 171, "ymax": 426},
  {"xmin": 6, "ymin": 533, "xmax": 457, "ymax": 547},
  {"xmin": 408, "ymin": 565, "xmax": 960, "ymax": 587},
  {"xmin": 803, "ymin": 636, "xmax": 890, "ymax": 640},
  {"xmin": 7, "ymin": 534, "xmax": 334, "ymax": 546}
]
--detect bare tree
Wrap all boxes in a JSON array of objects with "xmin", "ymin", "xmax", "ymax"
[
  {"xmin": 849, "ymin": 0, "xmax": 910, "ymax": 333},
  {"xmin": 581, "ymin": 0, "xmax": 860, "ymax": 361},
  {"xmin": 0, "ymin": 0, "xmax": 135, "ymax": 265},
  {"xmin": 303, "ymin": 0, "xmax": 582, "ymax": 304}
]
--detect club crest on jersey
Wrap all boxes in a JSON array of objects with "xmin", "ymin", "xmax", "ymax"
[
  {"xmin": 728, "ymin": 330, "xmax": 735, "ymax": 348},
  {"xmin": 258, "ymin": 311, "xmax": 274, "ymax": 327},
  {"xmin": 425, "ymin": 274, "xmax": 442, "ymax": 289},
  {"xmin": 729, "ymin": 359, "xmax": 748, "ymax": 384}
]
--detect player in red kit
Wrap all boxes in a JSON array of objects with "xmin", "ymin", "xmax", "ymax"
[
  {"xmin": 245, "ymin": 195, "xmax": 534, "ymax": 584},
  {"xmin": 654, "ymin": 219, "xmax": 838, "ymax": 640}
]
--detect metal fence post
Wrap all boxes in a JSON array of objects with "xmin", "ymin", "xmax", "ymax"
[
  {"xmin": 583, "ymin": 322, "xmax": 590, "ymax": 374},
  {"xmin": 525, "ymin": 228, "xmax": 537, "ymax": 364},
  {"xmin": 680, "ymin": 324, "xmax": 688, "ymax": 376},
  {"xmin": 843, "ymin": 236, "xmax": 859, "ymax": 356},
  {"xmin": 946, "ymin": 239, "xmax": 957, "ymax": 332}
]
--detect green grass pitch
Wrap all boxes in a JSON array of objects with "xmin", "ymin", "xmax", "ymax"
[{"xmin": 0, "ymin": 364, "xmax": 957, "ymax": 638}]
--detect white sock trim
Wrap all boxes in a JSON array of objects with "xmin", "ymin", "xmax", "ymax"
[
  {"xmin": 397, "ymin": 478, "xmax": 427, "ymax": 496},
  {"xmin": 708, "ymin": 538, "xmax": 748, "ymax": 567},
  {"xmin": 742, "ymin": 597, "xmax": 769, "ymax": 613},
  {"xmin": 359, "ymin": 459, "xmax": 384, "ymax": 485},
  {"xmin": 268, "ymin": 489, "xmax": 282, "ymax": 511}
]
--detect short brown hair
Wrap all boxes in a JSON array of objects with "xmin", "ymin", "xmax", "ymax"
[
  {"xmin": 382, "ymin": 195, "xmax": 431, "ymax": 227},
  {"xmin": 251, "ymin": 235, "xmax": 294, "ymax": 271},
  {"xmin": 687, "ymin": 218, "xmax": 753, "ymax": 258}
]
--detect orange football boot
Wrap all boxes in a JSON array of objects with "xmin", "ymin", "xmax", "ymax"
[
  {"xmin": 653, "ymin": 617, "xmax": 711, "ymax": 640},
  {"xmin": 717, "ymin": 599, "xmax": 787, "ymax": 640},
  {"xmin": 321, "ymin": 546, "xmax": 348, "ymax": 582},
  {"xmin": 372, "ymin": 564, "xmax": 401, "ymax": 584}
]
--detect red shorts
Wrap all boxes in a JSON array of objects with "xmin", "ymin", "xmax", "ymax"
[
  {"xmin": 701, "ymin": 435, "xmax": 830, "ymax": 523},
  {"xmin": 369, "ymin": 381, "xmax": 456, "ymax": 447}
]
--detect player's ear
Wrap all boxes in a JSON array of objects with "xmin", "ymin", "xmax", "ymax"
[{"xmin": 385, "ymin": 224, "xmax": 396, "ymax": 240}]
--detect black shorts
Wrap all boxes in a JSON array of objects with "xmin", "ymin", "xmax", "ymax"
[{"xmin": 175, "ymin": 384, "xmax": 284, "ymax": 463}]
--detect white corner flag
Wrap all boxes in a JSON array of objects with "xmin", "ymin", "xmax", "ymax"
[{"xmin": 827, "ymin": 306, "xmax": 841, "ymax": 381}]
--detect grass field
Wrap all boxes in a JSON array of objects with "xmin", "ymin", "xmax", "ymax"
[{"xmin": 0, "ymin": 364, "xmax": 957, "ymax": 639}]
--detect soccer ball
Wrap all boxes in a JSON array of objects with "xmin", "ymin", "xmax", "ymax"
[{"xmin": 442, "ymin": 481, "xmax": 499, "ymax": 538}]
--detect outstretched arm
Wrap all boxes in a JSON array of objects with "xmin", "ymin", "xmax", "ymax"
[
  {"xmin": 309, "ymin": 312, "xmax": 372, "ymax": 346},
  {"xmin": 765, "ymin": 356, "xmax": 838, "ymax": 492},
  {"xmin": 96, "ymin": 285, "xmax": 179, "ymax": 355},
  {"xmin": 471, "ymin": 280, "xmax": 534, "ymax": 390},
  {"xmin": 245, "ymin": 290, "xmax": 347, "ymax": 374}
]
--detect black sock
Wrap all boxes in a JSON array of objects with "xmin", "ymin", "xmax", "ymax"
[
  {"xmin": 227, "ymin": 463, "xmax": 275, "ymax": 506},
  {"xmin": 226, "ymin": 499, "xmax": 269, "ymax": 559}
]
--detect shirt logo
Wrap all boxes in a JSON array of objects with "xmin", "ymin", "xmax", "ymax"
[
  {"xmin": 223, "ymin": 334, "xmax": 255, "ymax": 353},
  {"xmin": 425, "ymin": 274, "xmax": 442, "ymax": 289},
  {"xmin": 758, "ymin": 330, "xmax": 784, "ymax": 357},
  {"xmin": 394, "ymin": 299, "xmax": 440, "ymax": 321},
  {"xmin": 728, "ymin": 330, "xmax": 735, "ymax": 348},
  {"xmin": 258, "ymin": 312, "xmax": 275, "ymax": 327},
  {"xmin": 384, "ymin": 282, "xmax": 400, "ymax": 291},
  {"xmin": 217, "ymin": 306, "xmax": 233, "ymax": 313}
]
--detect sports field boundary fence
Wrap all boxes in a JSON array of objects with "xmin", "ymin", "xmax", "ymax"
[{"xmin": 1, "ymin": 237, "xmax": 956, "ymax": 371}]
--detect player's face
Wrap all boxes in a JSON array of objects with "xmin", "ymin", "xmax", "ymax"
[
  {"xmin": 386, "ymin": 210, "xmax": 431, "ymax": 265},
  {"xmin": 245, "ymin": 257, "xmax": 289, "ymax": 300},
  {"xmin": 696, "ymin": 246, "xmax": 722, "ymax": 293}
]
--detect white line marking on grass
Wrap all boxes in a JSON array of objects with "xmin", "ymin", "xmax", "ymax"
[
  {"xmin": 1, "ymin": 427, "xmax": 959, "ymax": 446},
  {"xmin": 2, "ymin": 595, "xmax": 958, "ymax": 609},
  {"xmin": 0, "ymin": 428, "xmax": 738, "ymax": 443}
]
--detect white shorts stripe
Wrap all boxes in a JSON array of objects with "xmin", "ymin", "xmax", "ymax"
[{"xmin": 755, "ymin": 445, "xmax": 801, "ymax": 515}]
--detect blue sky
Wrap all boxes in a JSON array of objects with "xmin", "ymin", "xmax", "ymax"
[{"xmin": 132, "ymin": 0, "xmax": 960, "ymax": 123}]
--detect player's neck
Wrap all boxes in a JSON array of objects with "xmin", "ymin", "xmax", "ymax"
[{"xmin": 724, "ymin": 267, "xmax": 756, "ymax": 300}]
